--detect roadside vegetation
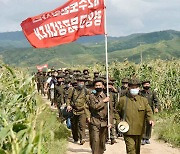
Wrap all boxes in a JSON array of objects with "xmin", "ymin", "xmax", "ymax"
[{"xmin": 0, "ymin": 63, "xmax": 70, "ymax": 154}]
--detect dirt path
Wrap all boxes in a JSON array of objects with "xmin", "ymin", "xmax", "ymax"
[
  {"xmin": 41, "ymin": 96, "xmax": 179, "ymax": 154},
  {"xmin": 67, "ymin": 134, "xmax": 180, "ymax": 154}
]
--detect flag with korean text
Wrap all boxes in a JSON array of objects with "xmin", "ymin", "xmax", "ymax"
[{"xmin": 21, "ymin": 0, "xmax": 105, "ymax": 48}]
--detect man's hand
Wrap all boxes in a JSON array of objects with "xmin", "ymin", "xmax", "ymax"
[
  {"xmin": 149, "ymin": 120, "xmax": 155, "ymax": 127},
  {"xmin": 44, "ymin": 88, "xmax": 48, "ymax": 94},
  {"xmin": 154, "ymin": 108, "xmax": 159, "ymax": 113},
  {"xmin": 107, "ymin": 123, "xmax": 112, "ymax": 129},
  {"xmin": 67, "ymin": 105, "xmax": 72, "ymax": 112},
  {"xmin": 112, "ymin": 86, "xmax": 117, "ymax": 92},
  {"xmin": 87, "ymin": 118, "xmax": 91, "ymax": 123},
  {"xmin": 103, "ymin": 97, "xmax": 110, "ymax": 103}
]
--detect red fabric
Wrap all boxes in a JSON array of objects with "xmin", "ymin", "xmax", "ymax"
[
  {"xmin": 21, "ymin": 0, "xmax": 105, "ymax": 48},
  {"xmin": 36, "ymin": 64, "xmax": 48, "ymax": 70}
]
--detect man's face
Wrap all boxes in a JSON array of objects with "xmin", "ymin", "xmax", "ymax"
[
  {"xmin": 84, "ymin": 71, "xmax": 88, "ymax": 75},
  {"xmin": 94, "ymin": 73, "xmax": 99, "ymax": 77},
  {"xmin": 95, "ymin": 82, "xmax": 104, "ymax": 89},
  {"xmin": 58, "ymin": 78, "xmax": 64, "ymax": 82},
  {"xmin": 108, "ymin": 84, "xmax": 113, "ymax": 89},
  {"xmin": 77, "ymin": 81, "xmax": 85, "ymax": 86},
  {"xmin": 143, "ymin": 82, "xmax": 150, "ymax": 87},
  {"xmin": 122, "ymin": 82, "xmax": 128, "ymax": 88}
]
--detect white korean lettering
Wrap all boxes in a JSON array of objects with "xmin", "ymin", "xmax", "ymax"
[
  {"xmin": 34, "ymin": 28, "xmax": 44, "ymax": 40},
  {"xmin": 69, "ymin": 2, "xmax": 79, "ymax": 13},
  {"xmin": 79, "ymin": 0, "xmax": 88, "ymax": 10},
  {"xmin": 61, "ymin": 6, "xmax": 70, "ymax": 15},
  {"xmin": 88, "ymin": 0, "xmax": 94, "ymax": 8},
  {"xmin": 50, "ymin": 23, "xmax": 58, "ymax": 37},
  {"xmin": 44, "ymin": 24, "xmax": 54, "ymax": 37},
  {"xmin": 94, "ymin": 0, "xmax": 100, "ymax": 6},
  {"xmin": 94, "ymin": 10, "xmax": 102, "ymax": 26},
  {"xmin": 71, "ymin": 17, "xmax": 79, "ymax": 31},
  {"xmin": 57, "ymin": 21, "xmax": 67, "ymax": 36},
  {"xmin": 86, "ymin": 12, "xmax": 94, "ymax": 27},
  {"xmin": 39, "ymin": 26, "xmax": 48, "ymax": 38},
  {"xmin": 80, "ymin": 15, "xmax": 87, "ymax": 28},
  {"xmin": 33, "ymin": 17, "xmax": 42, "ymax": 23},
  {"xmin": 52, "ymin": 10, "xmax": 61, "ymax": 17}
]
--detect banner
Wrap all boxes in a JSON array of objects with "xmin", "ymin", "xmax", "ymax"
[
  {"xmin": 36, "ymin": 64, "xmax": 48, "ymax": 70},
  {"xmin": 21, "ymin": 0, "xmax": 105, "ymax": 48}
]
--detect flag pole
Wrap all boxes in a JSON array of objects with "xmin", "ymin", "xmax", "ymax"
[{"xmin": 104, "ymin": 0, "xmax": 110, "ymax": 140}]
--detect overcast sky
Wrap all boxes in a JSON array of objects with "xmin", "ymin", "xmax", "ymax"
[{"xmin": 0, "ymin": 0, "xmax": 180, "ymax": 36}]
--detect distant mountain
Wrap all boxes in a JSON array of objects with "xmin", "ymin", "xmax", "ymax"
[
  {"xmin": 0, "ymin": 30, "xmax": 179, "ymax": 69},
  {"xmin": 0, "ymin": 31, "xmax": 117, "ymax": 48}
]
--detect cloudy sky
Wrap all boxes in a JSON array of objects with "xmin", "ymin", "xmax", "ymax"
[{"xmin": 0, "ymin": 0, "xmax": 180, "ymax": 36}]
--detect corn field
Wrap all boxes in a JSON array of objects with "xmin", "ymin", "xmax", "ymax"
[
  {"xmin": 76, "ymin": 59, "xmax": 180, "ymax": 110},
  {"xmin": 0, "ymin": 64, "xmax": 43, "ymax": 154},
  {"xmin": 0, "ymin": 59, "xmax": 179, "ymax": 153}
]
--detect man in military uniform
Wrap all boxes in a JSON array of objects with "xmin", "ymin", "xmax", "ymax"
[
  {"xmin": 108, "ymin": 80, "xmax": 118, "ymax": 145},
  {"xmin": 36, "ymin": 72, "xmax": 41, "ymax": 94},
  {"xmin": 93, "ymin": 72, "xmax": 100, "ymax": 80},
  {"xmin": 140, "ymin": 80, "xmax": 159, "ymax": 145},
  {"xmin": 54, "ymin": 74, "xmax": 65, "ymax": 119},
  {"xmin": 87, "ymin": 78, "xmax": 112, "ymax": 154},
  {"xmin": 116, "ymin": 78, "xmax": 154, "ymax": 154},
  {"xmin": 117, "ymin": 78, "xmax": 129, "ymax": 99},
  {"xmin": 66, "ymin": 77, "xmax": 89, "ymax": 145}
]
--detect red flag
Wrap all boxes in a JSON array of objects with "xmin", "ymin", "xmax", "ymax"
[
  {"xmin": 36, "ymin": 64, "xmax": 48, "ymax": 70},
  {"xmin": 21, "ymin": 0, "xmax": 105, "ymax": 48}
]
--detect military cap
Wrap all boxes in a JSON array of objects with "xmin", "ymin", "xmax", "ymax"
[
  {"xmin": 71, "ymin": 79, "xmax": 77, "ymax": 84},
  {"xmin": 105, "ymin": 80, "xmax": 114, "ymax": 85},
  {"xmin": 122, "ymin": 78, "xmax": 129, "ymax": 83},
  {"xmin": 83, "ymin": 69, "xmax": 89, "ymax": 73},
  {"xmin": 141, "ymin": 80, "xmax": 151, "ymax": 84},
  {"xmin": 93, "ymin": 78, "xmax": 104, "ymax": 86},
  {"xmin": 128, "ymin": 78, "xmax": 141, "ymax": 86},
  {"xmin": 77, "ymin": 77, "xmax": 86, "ymax": 82},
  {"xmin": 56, "ymin": 73, "xmax": 64, "ymax": 78},
  {"xmin": 76, "ymin": 70, "xmax": 81, "ymax": 73},
  {"xmin": 101, "ymin": 75, "xmax": 106, "ymax": 80},
  {"xmin": 110, "ymin": 77, "xmax": 116, "ymax": 82},
  {"xmin": 94, "ymin": 72, "xmax": 99, "ymax": 74},
  {"xmin": 86, "ymin": 80, "xmax": 93, "ymax": 86},
  {"xmin": 83, "ymin": 74, "xmax": 91, "ymax": 80},
  {"xmin": 51, "ymin": 70, "xmax": 56, "ymax": 73},
  {"xmin": 64, "ymin": 78, "xmax": 71, "ymax": 84}
]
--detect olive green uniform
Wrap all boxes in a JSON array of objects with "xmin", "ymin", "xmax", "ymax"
[
  {"xmin": 109, "ymin": 91, "xmax": 118, "ymax": 142},
  {"xmin": 67, "ymin": 87, "xmax": 89, "ymax": 142},
  {"xmin": 54, "ymin": 84, "xmax": 64, "ymax": 118},
  {"xmin": 116, "ymin": 93, "xmax": 153, "ymax": 154},
  {"xmin": 140, "ymin": 89, "xmax": 159, "ymax": 140},
  {"xmin": 87, "ymin": 92, "xmax": 113, "ymax": 154}
]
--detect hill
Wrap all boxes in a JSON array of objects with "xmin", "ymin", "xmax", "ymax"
[{"xmin": 0, "ymin": 30, "xmax": 180, "ymax": 69}]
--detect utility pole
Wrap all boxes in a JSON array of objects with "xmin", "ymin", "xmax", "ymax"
[{"xmin": 138, "ymin": 42, "xmax": 145, "ymax": 64}]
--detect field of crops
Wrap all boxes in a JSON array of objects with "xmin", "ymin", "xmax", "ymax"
[
  {"xmin": 76, "ymin": 59, "xmax": 180, "ymax": 110},
  {"xmin": 0, "ymin": 59, "xmax": 179, "ymax": 153},
  {"xmin": 0, "ymin": 64, "xmax": 43, "ymax": 154}
]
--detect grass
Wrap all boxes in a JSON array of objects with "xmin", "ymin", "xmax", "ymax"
[
  {"xmin": 35, "ymin": 95, "xmax": 71, "ymax": 154},
  {"xmin": 154, "ymin": 110, "xmax": 180, "ymax": 147}
]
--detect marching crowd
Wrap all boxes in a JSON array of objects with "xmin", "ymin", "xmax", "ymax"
[{"xmin": 35, "ymin": 68, "xmax": 159, "ymax": 154}]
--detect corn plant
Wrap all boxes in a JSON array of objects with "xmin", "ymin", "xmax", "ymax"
[{"xmin": 0, "ymin": 64, "xmax": 43, "ymax": 154}]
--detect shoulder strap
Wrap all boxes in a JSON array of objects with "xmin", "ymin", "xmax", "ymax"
[
  {"xmin": 72, "ymin": 88, "xmax": 83, "ymax": 104},
  {"xmin": 123, "ymin": 96, "xmax": 128, "ymax": 121}
]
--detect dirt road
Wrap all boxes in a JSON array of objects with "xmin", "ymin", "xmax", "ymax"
[
  {"xmin": 67, "ymin": 134, "xmax": 180, "ymax": 154},
  {"xmin": 41, "ymin": 96, "xmax": 179, "ymax": 154}
]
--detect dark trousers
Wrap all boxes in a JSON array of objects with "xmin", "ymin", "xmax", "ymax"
[
  {"xmin": 90, "ymin": 124, "xmax": 107, "ymax": 154},
  {"xmin": 71, "ymin": 113, "xmax": 86, "ymax": 142},
  {"xmin": 124, "ymin": 135, "xmax": 142, "ymax": 154},
  {"xmin": 143, "ymin": 121, "xmax": 152, "ymax": 140}
]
